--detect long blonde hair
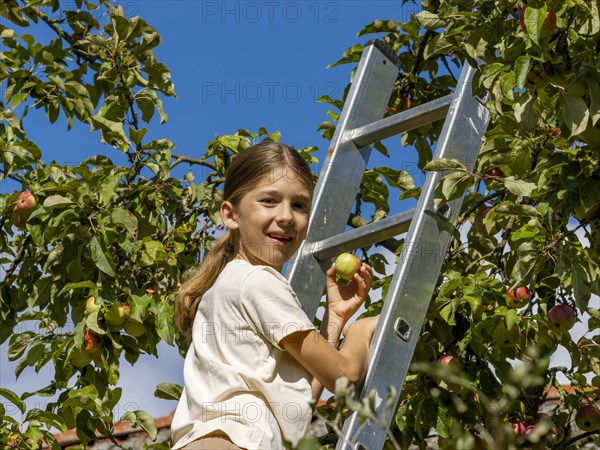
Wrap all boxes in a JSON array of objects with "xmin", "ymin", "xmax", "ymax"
[{"xmin": 174, "ymin": 142, "xmax": 314, "ymax": 338}]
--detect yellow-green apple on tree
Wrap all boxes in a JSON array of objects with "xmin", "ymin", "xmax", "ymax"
[
  {"xmin": 492, "ymin": 320, "xmax": 521, "ymax": 347},
  {"xmin": 70, "ymin": 347, "xmax": 93, "ymax": 368},
  {"xmin": 414, "ymin": 342, "xmax": 437, "ymax": 362},
  {"xmin": 104, "ymin": 300, "xmax": 126, "ymax": 325},
  {"xmin": 85, "ymin": 296, "xmax": 100, "ymax": 315},
  {"xmin": 10, "ymin": 206, "xmax": 27, "ymax": 230},
  {"xmin": 335, "ymin": 253, "xmax": 362, "ymax": 283},
  {"xmin": 124, "ymin": 320, "xmax": 145, "ymax": 337}
]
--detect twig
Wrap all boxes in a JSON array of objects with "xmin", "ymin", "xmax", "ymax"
[{"xmin": 169, "ymin": 153, "xmax": 217, "ymax": 171}]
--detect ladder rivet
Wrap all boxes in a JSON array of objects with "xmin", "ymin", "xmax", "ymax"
[
  {"xmin": 436, "ymin": 204, "xmax": 451, "ymax": 220},
  {"xmin": 394, "ymin": 317, "xmax": 411, "ymax": 341}
]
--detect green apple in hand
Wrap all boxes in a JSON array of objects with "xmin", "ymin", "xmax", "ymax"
[{"xmin": 335, "ymin": 253, "xmax": 362, "ymax": 283}]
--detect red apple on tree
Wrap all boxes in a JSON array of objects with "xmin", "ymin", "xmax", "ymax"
[
  {"xmin": 439, "ymin": 354, "xmax": 461, "ymax": 369},
  {"xmin": 399, "ymin": 94, "xmax": 412, "ymax": 110},
  {"xmin": 83, "ymin": 330, "xmax": 102, "ymax": 353},
  {"xmin": 15, "ymin": 190, "xmax": 37, "ymax": 217},
  {"xmin": 506, "ymin": 286, "xmax": 531, "ymax": 308},
  {"xmin": 575, "ymin": 404, "xmax": 600, "ymax": 431},
  {"xmin": 547, "ymin": 304, "xmax": 577, "ymax": 332},
  {"xmin": 335, "ymin": 253, "xmax": 362, "ymax": 283}
]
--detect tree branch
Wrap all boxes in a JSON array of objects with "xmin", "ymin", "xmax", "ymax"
[{"xmin": 170, "ymin": 153, "xmax": 217, "ymax": 171}]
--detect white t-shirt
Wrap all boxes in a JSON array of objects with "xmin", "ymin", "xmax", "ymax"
[{"xmin": 170, "ymin": 258, "xmax": 316, "ymax": 450}]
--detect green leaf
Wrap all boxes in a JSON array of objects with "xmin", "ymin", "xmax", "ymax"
[
  {"xmin": 58, "ymin": 281, "xmax": 97, "ymax": 296},
  {"xmin": 423, "ymin": 158, "xmax": 467, "ymax": 173},
  {"xmin": 126, "ymin": 410, "xmax": 157, "ymax": 440},
  {"xmin": 493, "ymin": 203, "xmax": 541, "ymax": 219},
  {"xmin": 434, "ymin": 172, "xmax": 474, "ymax": 206},
  {"xmin": 560, "ymin": 92, "xmax": 589, "ymax": 136},
  {"xmin": 514, "ymin": 93, "xmax": 537, "ymax": 131},
  {"xmin": 503, "ymin": 177, "xmax": 536, "ymax": 197},
  {"xmin": 89, "ymin": 236, "xmax": 116, "ymax": 277},
  {"xmin": 154, "ymin": 382, "xmax": 182, "ymax": 401},
  {"xmin": 0, "ymin": 387, "xmax": 26, "ymax": 413},
  {"xmin": 112, "ymin": 207, "xmax": 138, "ymax": 236},
  {"xmin": 43, "ymin": 195, "xmax": 73, "ymax": 209},
  {"xmin": 515, "ymin": 55, "xmax": 531, "ymax": 89}
]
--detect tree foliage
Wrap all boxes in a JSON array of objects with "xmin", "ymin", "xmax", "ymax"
[{"xmin": 1, "ymin": 0, "xmax": 599, "ymax": 449}]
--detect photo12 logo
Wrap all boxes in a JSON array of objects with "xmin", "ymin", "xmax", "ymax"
[
  {"xmin": 200, "ymin": 2, "xmax": 340, "ymax": 24},
  {"xmin": 200, "ymin": 81, "xmax": 339, "ymax": 104}
]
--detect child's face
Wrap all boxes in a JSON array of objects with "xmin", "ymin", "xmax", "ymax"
[{"xmin": 221, "ymin": 168, "xmax": 312, "ymax": 272}]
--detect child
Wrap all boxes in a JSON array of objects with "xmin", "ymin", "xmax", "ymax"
[{"xmin": 171, "ymin": 142, "xmax": 379, "ymax": 450}]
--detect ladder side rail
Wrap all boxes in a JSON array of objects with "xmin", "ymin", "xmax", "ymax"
[
  {"xmin": 336, "ymin": 62, "xmax": 490, "ymax": 450},
  {"xmin": 286, "ymin": 41, "xmax": 400, "ymax": 317}
]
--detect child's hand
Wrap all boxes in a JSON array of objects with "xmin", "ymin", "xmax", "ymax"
[{"xmin": 325, "ymin": 261, "xmax": 373, "ymax": 324}]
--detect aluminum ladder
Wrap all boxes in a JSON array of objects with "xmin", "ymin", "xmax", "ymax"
[{"xmin": 285, "ymin": 39, "xmax": 490, "ymax": 450}]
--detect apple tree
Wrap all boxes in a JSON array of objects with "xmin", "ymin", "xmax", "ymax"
[
  {"xmin": 0, "ymin": 1, "xmax": 318, "ymax": 448},
  {"xmin": 313, "ymin": 0, "xmax": 600, "ymax": 448}
]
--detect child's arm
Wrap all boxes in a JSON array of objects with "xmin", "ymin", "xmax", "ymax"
[
  {"xmin": 280, "ymin": 315, "xmax": 379, "ymax": 395},
  {"xmin": 281, "ymin": 263, "xmax": 377, "ymax": 397}
]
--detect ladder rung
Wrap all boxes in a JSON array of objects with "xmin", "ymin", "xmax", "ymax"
[
  {"xmin": 351, "ymin": 94, "xmax": 453, "ymax": 147},
  {"xmin": 309, "ymin": 209, "xmax": 414, "ymax": 262}
]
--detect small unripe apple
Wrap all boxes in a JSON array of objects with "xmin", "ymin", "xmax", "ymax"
[
  {"xmin": 104, "ymin": 300, "xmax": 126, "ymax": 325},
  {"xmin": 473, "ymin": 206, "xmax": 492, "ymax": 235},
  {"xmin": 124, "ymin": 320, "xmax": 145, "ymax": 337},
  {"xmin": 573, "ymin": 201, "xmax": 600, "ymax": 220},
  {"xmin": 10, "ymin": 206, "xmax": 27, "ymax": 230},
  {"xmin": 492, "ymin": 321, "xmax": 521, "ymax": 347},
  {"xmin": 575, "ymin": 404, "xmax": 600, "ymax": 431},
  {"xmin": 506, "ymin": 286, "xmax": 531, "ymax": 308},
  {"xmin": 414, "ymin": 342, "xmax": 437, "ymax": 362},
  {"xmin": 83, "ymin": 330, "xmax": 102, "ymax": 353},
  {"xmin": 70, "ymin": 347, "xmax": 93, "ymax": 368},
  {"xmin": 439, "ymin": 354, "xmax": 461, "ymax": 369},
  {"xmin": 15, "ymin": 190, "xmax": 37, "ymax": 217},
  {"xmin": 485, "ymin": 167, "xmax": 505, "ymax": 179},
  {"xmin": 546, "ymin": 422, "xmax": 565, "ymax": 445},
  {"xmin": 484, "ymin": 167, "xmax": 505, "ymax": 189},
  {"xmin": 85, "ymin": 296, "xmax": 100, "ymax": 315},
  {"xmin": 335, "ymin": 253, "xmax": 362, "ymax": 283},
  {"xmin": 547, "ymin": 304, "xmax": 577, "ymax": 332}
]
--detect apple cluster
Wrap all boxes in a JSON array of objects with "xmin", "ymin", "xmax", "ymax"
[{"xmin": 68, "ymin": 296, "xmax": 147, "ymax": 369}]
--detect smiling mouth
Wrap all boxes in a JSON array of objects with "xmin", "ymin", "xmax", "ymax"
[{"xmin": 267, "ymin": 233, "xmax": 293, "ymax": 244}]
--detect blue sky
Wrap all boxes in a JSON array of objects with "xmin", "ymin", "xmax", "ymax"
[
  {"xmin": 2, "ymin": 0, "xmax": 596, "ymax": 436},
  {"xmin": 1, "ymin": 0, "xmax": 415, "ymax": 427}
]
